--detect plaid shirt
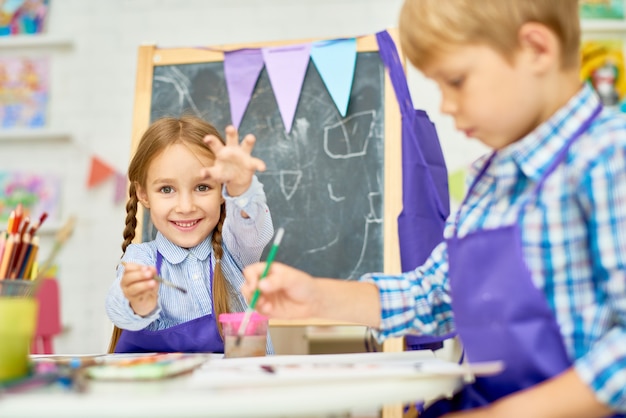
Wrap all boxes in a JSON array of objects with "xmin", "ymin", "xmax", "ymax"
[
  {"xmin": 361, "ymin": 84, "xmax": 626, "ymax": 411},
  {"xmin": 106, "ymin": 176, "xmax": 275, "ymax": 354}
]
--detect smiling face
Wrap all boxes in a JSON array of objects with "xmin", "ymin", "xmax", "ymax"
[
  {"xmin": 422, "ymin": 44, "xmax": 546, "ymax": 150},
  {"xmin": 136, "ymin": 142, "xmax": 224, "ymax": 249}
]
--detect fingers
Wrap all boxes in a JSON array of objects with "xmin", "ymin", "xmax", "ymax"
[
  {"xmin": 242, "ymin": 262, "xmax": 266, "ymax": 297},
  {"xmin": 224, "ymin": 125, "xmax": 241, "ymax": 147},
  {"xmin": 203, "ymin": 134, "xmax": 225, "ymax": 154},
  {"xmin": 121, "ymin": 263, "xmax": 158, "ymax": 298},
  {"xmin": 251, "ymin": 156, "xmax": 266, "ymax": 172},
  {"xmin": 242, "ymin": 262, "xmax": 288, "ymax": 294}
]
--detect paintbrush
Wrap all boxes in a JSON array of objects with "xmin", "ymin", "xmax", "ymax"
[
  {"xmin": 26, "ymin": 215, "xmax": 77, "ymax": 297},
  {"xmin": 235, "ymin": 227, "xmax": 284, "ymax": 347},
  {"xmin": 153, "ymin": 274, "xmax": 187, "ymax": 294},
  {"xmin": 119, "ymin": 261, "xmax": 187, "ymax": 294}
]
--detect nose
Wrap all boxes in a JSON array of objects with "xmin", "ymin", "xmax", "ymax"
[
  {"xmin": 439, "ymin": 93, "xmax": 457, "ymax": 116},
  {"xmin": 176, "ymin": 191, "xmax": 196, "ymax": 213}
]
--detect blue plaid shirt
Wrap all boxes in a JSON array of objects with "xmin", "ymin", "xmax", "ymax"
[
  {"xmin": 106, "ymin": 176, "xmax": 275, "ymax": 354},
  {"xmin": 361, "ymin": 84, "xmax": 626, "ymax": 411}
]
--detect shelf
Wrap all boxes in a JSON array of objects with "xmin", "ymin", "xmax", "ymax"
[
  {"xmin": 582, "ymin": 19, "xmax": 626, "ymax": 32},
  {"xmin": 0, "ymin": 34, "xmax": 73, "ymax": 50},
  {"xmin": 0, "ymin": 129, "xmax": 72, "ymax": 143},
  {"xmin": 306, "ymin": 325, "xmax": 368, "ymax": 342}
]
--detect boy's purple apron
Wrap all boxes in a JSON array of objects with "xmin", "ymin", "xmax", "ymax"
[
  {"xmin": 376, "ymin": 30, "xmax": 454, "ymax": 352},
  {"xmin": 114, "ymin": 253, "xmax": 224, "ymax": 353},
  {"xmin": 422, "ymin": 103, "xmax": 609, "ymax": 416}
]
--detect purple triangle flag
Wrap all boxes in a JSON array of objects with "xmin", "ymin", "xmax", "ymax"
[
  {"xmin": 114, "ymin": 172, "xmax": 127, "ymax": 205},
  {"xmin": 262, "ymin": 43, "xmax": 311, "ymax": 133},
  {"xmin": 311, "ymin": 38, "xmax": 357, "ymax": 117},
  {"xmin": 224, "ymin": 48, "xmax": 265, "ymax": 129}
]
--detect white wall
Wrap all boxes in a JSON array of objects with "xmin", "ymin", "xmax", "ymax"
[{"xmin": 4, "ymin": 0, "xmax": 485, "ymax": 353}]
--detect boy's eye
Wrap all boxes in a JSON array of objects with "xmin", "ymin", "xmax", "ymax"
[
  {"xmin": 197, "ymin": 184, "xmax": 212, "ymax": 192},
  {"xmin": 159, "ymin": 186, "xmax": 173, "ymax": 194}
]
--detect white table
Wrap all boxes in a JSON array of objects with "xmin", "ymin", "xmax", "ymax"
[{"xmin": 0, "ymin": 351, "xmax": 477, "ymax": 418}]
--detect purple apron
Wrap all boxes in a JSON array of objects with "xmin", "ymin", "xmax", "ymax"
[
  {"xmin": 115, "ymin": 252, "xmax": 224, "ymax": 353},
  {"xmin": 376, "ymin": 30, "xmax": 453, "ymax": 352},
  {"xmin": 421, "ymin": 104, "xmax": 606, "ymax": 416}
]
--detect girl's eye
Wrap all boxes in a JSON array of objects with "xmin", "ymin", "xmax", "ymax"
[
  {"xmin": 159, "ymin": 186, "xmax": 173, "ymax": 194},
  {"xmin": 197, "ymin": 184, "xmax": 212, "ymax": 192},
  {"xmin": 448, "ymin": 76, "xmax": 465, "ymax": 88}
]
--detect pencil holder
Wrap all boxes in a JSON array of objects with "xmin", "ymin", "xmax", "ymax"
[
  {"xmin": 219, "ymin": 312, "xmax": 268, "ymax": 358},
  {"xmin": 0, "ymin": 297, "xmax": 38, "ymax": 381},
  {"xmin": 0, "ymin": 280, "xmax": 37, "ymax": 297}
]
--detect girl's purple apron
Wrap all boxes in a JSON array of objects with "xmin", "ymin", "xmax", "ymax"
[
  {"xmin": 115, "ymin": 252, "xmax": 224, "ymax": 353},
  {"xmin": 422, "ymin": 102, "xmax": 609, "ymax": 416}
]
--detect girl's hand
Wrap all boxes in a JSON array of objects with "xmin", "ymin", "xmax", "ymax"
[
  {"xmin": 201, "ymin": 125, "xmax": 267, "ymax": 197},
  {"xmin": 242, "ymin": 262, "xmax": 319, "ymax": 319},
  {"xmin": 120, "ymin": 262, "xmax": 159, "ymax": 317}
]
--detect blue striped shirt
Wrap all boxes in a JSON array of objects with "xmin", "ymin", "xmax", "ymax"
[
  {"xmin": 106, "ymin": 175, "xmax": 275, "ymax": 354},
  {"xmin": 361, "ymin": 84, "xmax": 626, "ymax": 411}
]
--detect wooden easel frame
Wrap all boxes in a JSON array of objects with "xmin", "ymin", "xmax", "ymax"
[{"xmin": 130, "ymin": 32, "xmax": 408, "ymax": 415}]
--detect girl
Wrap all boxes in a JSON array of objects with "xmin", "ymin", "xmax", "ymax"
[{"xmin": 106, "ymin": 115, "xmax": 274, "ymax": 354}]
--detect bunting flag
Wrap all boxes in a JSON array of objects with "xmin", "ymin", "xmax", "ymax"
[
  {"xmin": 113, "ymin": 172, "xmax": 127, "ymax": 205},
  {"xmin": 310, "ymin": 38, "xmax": 357, "ymax": 117},
  {"xmin": 87, "ymin": 156, "xmax": 116, "ymax": 188},
  {"xmin": 262, "ymin": 43, "xmax": 311, "ymax": 133},
  {"xmin": 224, "ymin": 48, "xmax": 265, "ymax": 129}
]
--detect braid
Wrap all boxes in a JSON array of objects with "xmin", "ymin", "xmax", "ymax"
[
  {"xmin": 109, "ymin": 183, "xmax": 140, "ymax": 353},
  {"xmin": 121, "ymin": 183, "xmax": 139, "ymax": 254},
  {"xmin": 211, "ymin": 203, "xmax": 229, "ymax": 337}
]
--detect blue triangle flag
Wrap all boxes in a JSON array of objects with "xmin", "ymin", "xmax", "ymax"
[{"xmin": 311, "ymin": 38, "xmax": 357, "ymax": 117}]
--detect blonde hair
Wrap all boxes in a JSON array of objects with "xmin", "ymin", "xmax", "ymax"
[
  {"xmin": 108, "ymin": 115, "xmax": 231, "ymax": 353},
  {"xmin": 399, "ymin": 0, "xmax": 580, "ymax": 70}
]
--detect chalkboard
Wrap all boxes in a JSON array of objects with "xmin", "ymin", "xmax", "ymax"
[{"xmin": 130, "ymin": 34, "xmax": 402, "ymax": 283}]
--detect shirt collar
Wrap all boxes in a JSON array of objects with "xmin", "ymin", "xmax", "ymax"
[
  {"xmin": 503, "ymin": 83, "xmax": 601, "ymax": 181},
  {"xmin": 155, "ymin": 232, "xmax": 213, "ymax": 264}
]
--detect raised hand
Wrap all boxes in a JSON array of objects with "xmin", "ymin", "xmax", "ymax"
[{"xmin": 200, "ymin": 125, "xmax": 267, "ymax": 197}]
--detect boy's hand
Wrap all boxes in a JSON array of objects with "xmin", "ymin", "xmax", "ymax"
[
  {"xmin": 120, "ymin": 262, "xmax": 159, "ymax": 317},
  {"xmin": 201, "ymin": 125, "xmax": 267, "ymax": 197},
  {"xmin": 242, "ymin": 262, "xmax": 319, "ymax": 319}
]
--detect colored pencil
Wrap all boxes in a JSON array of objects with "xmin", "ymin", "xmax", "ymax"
[
  {"xmin": 7, "ymin": 219, "xmax": 30, "ymax": 278},
  {"xmin": 21, "ymin": 236, "xmax": 39, "ymax": 280},
  {"xmin": 12, "ymin": 204, "xmax": 23, "ymax": 234},
  {"xmin": 0, "ymin": 233, "xmax": 16, "ymax": 279},
  {"xmin": 10, "ymin": 232, "xmax": 31, "ymax": 279},
  {"xmin": 0, "ymin": 231, "xmax": 7, "ymax": 268},
  {"xmin": 18, "ymin": 216, "xmax": 30, "ymax": 239},
  {"xmin": 6, "ymin": 210, "xmax": 15, "ymax": 235},
  {"xmin": 2, "ymin": 234, "xmax": 20, "ymax": 279}
]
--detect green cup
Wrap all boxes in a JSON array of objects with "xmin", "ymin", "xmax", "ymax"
[{"xmin": 0, "ymin": 298, "xmax": 38, "ymax": 381}]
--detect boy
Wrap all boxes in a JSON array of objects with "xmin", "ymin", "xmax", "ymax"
[{"xmin": 242, "ymin": 0, "xmax": 626, "ymax": 416}]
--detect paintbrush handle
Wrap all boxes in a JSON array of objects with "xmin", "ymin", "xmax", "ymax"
[
  {"xmin": 237, "ymin": 228, "xmax": 284, "ymax": 338},
  {"xmin": 154, "ymin": 275, "xmax": 187, "ymax": 294}
]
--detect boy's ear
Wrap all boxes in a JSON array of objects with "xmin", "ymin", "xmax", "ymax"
[
  {"xmin": 517, "ymin": 22, "xmax": 559, "ymax": 73},
  {"xmin": 135, "ymin": 182, "xmax": 150, "ymax": 209}
]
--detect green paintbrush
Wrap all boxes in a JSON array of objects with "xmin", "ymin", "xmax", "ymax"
[{"xmin": 235, "ymin": 227, "xmax": 284, "ymax": 346}]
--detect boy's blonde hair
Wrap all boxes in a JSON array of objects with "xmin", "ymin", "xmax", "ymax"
[{"xmin": 399, "ymin": 0, "xmax": 580, "ymax": 70}]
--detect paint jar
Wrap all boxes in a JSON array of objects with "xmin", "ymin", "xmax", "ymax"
[
  {"xmin": 0, "ymin": 298, "xmax": 38, "ymax": 381},
  {"xmin": 219, "ymin": 312, "xmax": 268, "ymax": 358}
]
